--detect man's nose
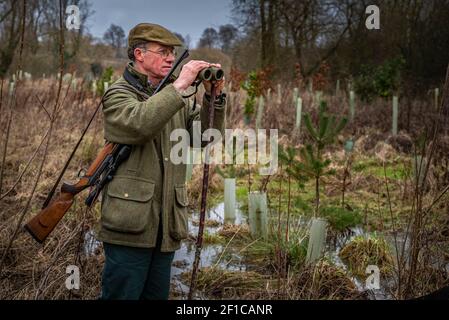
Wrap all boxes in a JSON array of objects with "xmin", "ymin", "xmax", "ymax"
[{"xmin": 165, "ymin": 54, "xmax": 175, "ymax": 63}]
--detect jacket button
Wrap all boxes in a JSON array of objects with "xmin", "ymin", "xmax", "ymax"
[
  {"xmin": 164, "ymin": 157, "xmax": 169, "ymax": 161},
  {"xmin": 124, "ymin": 193, "xmax": 129, "ymax": 198}
]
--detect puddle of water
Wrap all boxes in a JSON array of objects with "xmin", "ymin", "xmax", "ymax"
[
  {"xmin": 171, "ymin": 243, "xmax": 224, "ymax": 298},
  {"xmin": 82, "ymin": 202, "xmax": 423, "ymax": 300},
  {"xmin": 171, "ymin": 202, "xmax": 249, "ymax": 298},
  {"xmin": 172, "ymin": 204, "xmax": 399, "ymax": 299},
  {"xmin": 190, "ymin": 202, "xmax": 247, "ymax": 230}
]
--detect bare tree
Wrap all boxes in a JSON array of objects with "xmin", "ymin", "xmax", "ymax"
[
  {"xmin": 198, "ymin": 27, "xmax": 219, "ymax": 48},
  {"xmin": 231, "ymin": 0, "xmax": 277, "ymax": 68},
  {"xmin": 219, "ymin": 24, "xmax": 239, "ymax": 52},
  {"xmin": 0, "ymin": 0, "xmax": 24, "ymax": 77},
  {"xmin": 103, "ymin": 23, "xmax": 125, "ymax": 58},
  {"xmin": 277, "ymin": 0, "xmax": 356, "ymax": 78},
  {"xmin": 40, "ymin": 0, "xmax": 94, "ymax": 68},
  {"xmin": 259, "ymin": 0, "xmax": 277, "ymax": 68}
]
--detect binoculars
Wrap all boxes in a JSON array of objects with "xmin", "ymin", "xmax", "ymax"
[{"xmin": 198, "ymin": 67, "xmax": 224, "ymax": 82}]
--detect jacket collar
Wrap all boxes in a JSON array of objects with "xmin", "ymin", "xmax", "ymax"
[
  {"xmin": 125, "ymin": 62, "xmax": 178, "ymax": 94},
  {"xmin": 125, "ymin": 62, "xmax": 155, "ymax": 94}
]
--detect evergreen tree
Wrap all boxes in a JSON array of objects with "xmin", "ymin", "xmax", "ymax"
[{"xmin": 301, "ymin": 101, "xmax": 348, "ymax": 216}]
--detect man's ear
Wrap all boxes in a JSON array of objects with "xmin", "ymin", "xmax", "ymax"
[{"xmin": 134, "ymin": 47, "xmax": 145, "ymax": 62}]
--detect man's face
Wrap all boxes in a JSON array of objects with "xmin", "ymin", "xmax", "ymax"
[{"xmin": 134, "ymin": 42, "xmax": 176, "ymax": 81}]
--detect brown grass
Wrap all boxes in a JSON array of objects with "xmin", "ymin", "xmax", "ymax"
[{"xmin": 0, "ymin": 74, "xmax": 448, "ymax": 300}]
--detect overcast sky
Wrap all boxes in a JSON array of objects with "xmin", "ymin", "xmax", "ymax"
[{"xmin": 86, "ymin": 0, "xmax": 234, "ymax": 47}]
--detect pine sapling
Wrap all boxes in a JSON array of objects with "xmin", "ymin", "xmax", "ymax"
[{"xmin": 301, "ymin": 101, "xmax": 348, "ymax": 216}]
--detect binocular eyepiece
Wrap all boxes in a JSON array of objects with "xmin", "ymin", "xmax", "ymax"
[{"xmin": 198, "ymin": 67, "xmax": 224, "ymax": 82}]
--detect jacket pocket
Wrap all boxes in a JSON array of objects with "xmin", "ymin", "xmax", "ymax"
[
  {"xmin": 170, "ymin": 185, "xmax": 189, "ymax": 241},
  {"xmin": 101, "ymin": 175, "xmax": 155, "ymax": 234}
]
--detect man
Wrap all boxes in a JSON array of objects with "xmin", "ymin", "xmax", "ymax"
[{"xmin": 97, "ymin": 23, "xmax": 226, "ymax": 300}]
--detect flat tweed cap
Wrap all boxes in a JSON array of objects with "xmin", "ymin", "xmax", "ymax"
[{"xmin": 128, "ymin": 23, "xmax": 183, "ymax": 48}]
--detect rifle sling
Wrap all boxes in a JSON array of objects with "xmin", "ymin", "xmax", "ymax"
[
  {"xmin": 123, "ymin": 67, "xmax": 147, "ymax": 94},
  {"xmin": 42, "ymin": 98, "xmax": 104, "ymax": 209}
]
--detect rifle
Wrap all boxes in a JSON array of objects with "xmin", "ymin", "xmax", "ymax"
[
  {"xmin": 24, "ymin": 49, "xmax": 190, "ymax": 243},
  {"xmin": 24, "ymin": 143, "xmax": 130, "ymax": 243}
]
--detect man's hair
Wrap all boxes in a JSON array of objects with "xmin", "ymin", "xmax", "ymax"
[{"xmin": 127, "ymin": 41, "xmax": 149, "ymax": 61}]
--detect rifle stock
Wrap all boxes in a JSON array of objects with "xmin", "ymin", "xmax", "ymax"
[
  {"xmin": 24, "ymin": 143, "xmax": 116, "ymax": 243},
  {"xmin": 24, "ymin": 192, "xmax": 75, "ymax": 243}
]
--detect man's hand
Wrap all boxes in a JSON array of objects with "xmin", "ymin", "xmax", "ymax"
[
  {"xmin": 173, "ymin": 60, "xmax": 225, "ymax": 95},
  {"xmin": 173, "ymin": 60, "xmax": 211, "ymax": 92}
]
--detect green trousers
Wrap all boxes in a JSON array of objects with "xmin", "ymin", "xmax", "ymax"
[{"xmin": 100, "ymin": 224, "xmax": 175, "ymax": 300}]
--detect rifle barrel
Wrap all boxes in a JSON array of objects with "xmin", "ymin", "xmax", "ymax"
[{"xmin": 155, "ymin": 49, "xmax": 189, "ymax": 94}]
